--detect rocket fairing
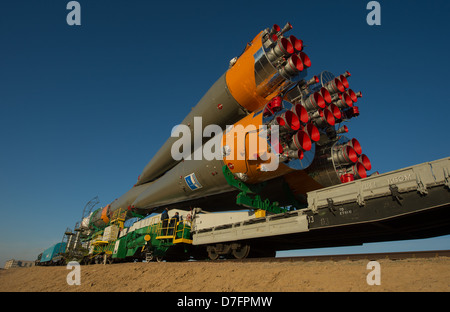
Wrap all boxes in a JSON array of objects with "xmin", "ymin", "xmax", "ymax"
[{"xmin": 87, "ymin": 22, "xmax": 370, "ymax": 229}]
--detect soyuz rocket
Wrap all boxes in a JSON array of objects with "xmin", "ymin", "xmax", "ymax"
[{"xmin": 89, "ymin": 22, "xmax": 371, "ymax": 229}]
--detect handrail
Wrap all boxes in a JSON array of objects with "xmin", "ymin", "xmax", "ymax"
[{"xmin": 156, "ymin": 218, "xmax": 191, "ymax": 241}]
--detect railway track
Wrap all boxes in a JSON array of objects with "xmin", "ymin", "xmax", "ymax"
[{"xmin": 227, "ymin": 249, "xmax": 450, "ymax": 263}]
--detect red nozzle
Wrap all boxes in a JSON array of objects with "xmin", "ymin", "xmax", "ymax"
[
  {"xmin": 269, "ymin": 96, "xmax": 283, "ymax": 111},
  {"xmin": 299, "ymin": 52, "xmax": 311, "ymax": 68},
  {"xmin": 340, "ymin": 173, "xmax": 354, "ymax": 183},
  {"xmin": 339, "ymin": 75, "xmax": 349, "ymax": 89},
  {"xmin": 285, "ymin": 110, "xmax": 300, "ymax": 131},
  {"xmin": 289, "ymin": 35, "xmax": 303, "ymax": 52},
  {"xmin": 355, "ymin": 162, "xmax": 367, "ymax": 179},
  {"xmin": 268, "ymin": 24, "xmax": 281, "ymax": 39},
  {"xmin": 277, "ymin": 110, "xmax": 300, "ymax": 131},
  {"xmin": 298, "ymin": 150, "xmax": 304, "ymax": 160},
  {"xmin": 345, "ymin": 146, "xmax": 358, "ymax": 163},
  {"xmin": 349, "ymin": 138, "xmax": 362, "ymax": 155},
  {"xmin": 360, "ymin": 154, "xmax": 372, "ymax": 170},
  {"xmin": 320, "ymin": 87, "xmax": 332, "ymax": 104},
  {"xmin": 292, "ymin": 130, "xmax": 312, "ymax": 151},
  {"xmin": 329, "ymin": 103, "xmax": 342, "ymax": 120},
  {"xmin": 276, "ymin": 116, "xmax": 285, "ymax": 127},
  {"xmin": 335, "ymin": 78, "xmax": 345, "ymax": 92},
  {"xmin": 313, "ymin": 92, "xmax": 326, "ymax": 109},
  {"xmin": 264, "ymin": 96, "xmax": 283, "ymax": 116},
  {"xmin": 289, "ymin": 54, "xmax": 304, "ymax": 72},
  {"xmin": 292, "ymin": 103, "xmax": 309, "ymax": 124},
  {"xmin": 280, "ymin": 37, "xmax": 294, "ymax": 54},
  {"xmin": 342, "ymin": 92, "xmax": 353, "ymax": 107},
  {"xmin": 336, "ymin": 125, "xmax": 349, "ymax": 134},
  {"xmin": 323, "ymin": 109, "xmax": 336, "ymax": 126},
  {"xmin": 305, "ymin": 123, "xmax": 320, "ymax": 142},
  {"xmin": 347, "ymin": 89, "xmax": 358, "ymax": 103}
]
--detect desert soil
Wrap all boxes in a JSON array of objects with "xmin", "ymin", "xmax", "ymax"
[{"xmin": 1, "ymin": 257, "xmax": 449, "ymax": 292}]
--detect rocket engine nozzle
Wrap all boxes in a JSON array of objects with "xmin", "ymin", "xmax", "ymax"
[
  {"xmin": 313, "ymin": 108, "xmax": 335, "ymax": 128},
  {"xmin": 288, "ymin": 149, "xmax": 304, "ymax": 160},
  {"xmin": 299, "ymin": 52, "xmax": 311, "ymax": 68},
  {"xmin": 263, "ymin": 96, "xmax": 283, "ymax": 116},
  {"xmin": 334, "ymin": 92, "xmax": 353, "ymax": 109},
  {"xmin": 329, "ymin": 103, "xmax": 342, "ymax": 120},
  {"xmin": 324, "ymin": 78, "xmax": 345, "ymax": 94},
  {"xmin": 268, "ymin": 24, "xmax": 281, "ymax": 37},
  {"xmin": 267, "ymin": 37, "xmax": 294, "ymax": 62},
  {"xmin": 349, "ymin": 162, "xmax": 367, "ymax": 179},
  {"xmin": 280, "ymin": 54, "xmax": 304, "ymax": 78},
  {"xmin": 346, "ymin": 89, "xmax": 358, "ymax": 103},
  {"xmin": 338, "ymin": 75, "xmax": 349, "ymax": 89},
  {"xmin": 292, "ymin": 103, "xmax": 309, "ymax": 124},
  {"xmin": 289, "ymin": 35, "xmax": 303, "ymax": 52},
  {"xmin": 298, "ymin": 76, "xmax": 319, "ymax": 90},
  {"xmin": 360, "ymin": 154, "xmax": 372, "ymax": 170},
  {"xmin": 336, "ymin": 125, "xmax": 349, "ymax": 134},
  {"xmin": 275, "ymin": 110, "xmax": 301, "ymax": 132},
  {"xmin": 348, "ymin": 138, "xmax": 362, "ymax": 155},
  {"xmin": 320, "ymin": 87, "xmax": 332, "ymax": 104},
  {"xmin": 340, "ymin": 173, "xmax": 354, "ymax": 183},
  {"xmin": 302, "ymin": 92, "xmax": 326, "ymax": 111},
  {"xmin": 304, "ymin": 122, "xmax": 320, "ymax": 142},
  {"xmin": 310, "ymin": 75, "xmax": 320, "ymax": 84},
  {"xmin": 342, "ymin": 71, "xmax": 351, "ymax": 78},
  {"xmin": 291, "ymin": 130, "xmax": 312, "ymax": 151},
  {"xmin": 333, "ymin": 145, "xmax": 358, "ymax": 165},
  {"xmin": 277, "ymin": 22, "xmax": 293, "ymax": 37}
]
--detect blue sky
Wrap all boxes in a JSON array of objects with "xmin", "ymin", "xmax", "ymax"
[{"xmin": 1, "ymin": 0, "xmax": 449, "ymax": 266}]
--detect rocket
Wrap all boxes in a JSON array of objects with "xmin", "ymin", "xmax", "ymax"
[{"xmin": 88, "ymin": 23, "xmax": 370, "ymax": 229}]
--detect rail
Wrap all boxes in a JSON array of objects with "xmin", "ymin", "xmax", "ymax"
[{"xmin": 227, "ymin": 250, "xmax": 450, "ymax": 263}]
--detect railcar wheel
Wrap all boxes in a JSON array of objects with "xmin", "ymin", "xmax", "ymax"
[
  {"xmin": 232, "ymin": 245, "xmax": 250, "ymax": 260},
  {"xmin": 207, "ymin": 247, "xmax": 219, "ymax": 261}
]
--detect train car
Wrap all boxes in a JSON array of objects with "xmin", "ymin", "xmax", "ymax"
[
  {"xmin": 66, "ymin": 157, "xmax": 450, "ymax": 263},
  {"xmin": 37, "ymin": 242, "xmax": 67, "ymax": 266}
]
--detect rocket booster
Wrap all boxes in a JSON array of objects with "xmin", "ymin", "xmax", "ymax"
[
  {"xmin": 135, "ymin": 23, "xmax": 310, "ymax": 186},
  {"xmin": 87, "ymin": 22, "xmax": 370, "ymax": 229}
]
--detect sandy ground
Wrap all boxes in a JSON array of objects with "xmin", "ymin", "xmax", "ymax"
[{"xmin": 1, "ymin": 257, "xmax": 449, "ymax": 292}]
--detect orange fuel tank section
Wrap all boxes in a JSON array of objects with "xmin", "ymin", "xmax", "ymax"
[
  {"xmin": 225, "ymin": 31, "xmax": 268, "ymax": 112},
  {"xmin": 225, "ymin": 31, "xmax": 297, "ymax": 113},
  {"xmin": 221, "ymin": 108, "xmax": 295, "ymax": 185}
]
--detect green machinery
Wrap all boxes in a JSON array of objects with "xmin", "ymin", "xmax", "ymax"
[
  {"xmin": 83, "ymin": 209, "xmax": 193, "ymax": 264},
  {"xmin": 112, "ymin": 215, "xmax": 193, "ymax": 262}
]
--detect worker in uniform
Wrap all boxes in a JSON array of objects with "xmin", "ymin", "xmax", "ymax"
[
  {"xmin": 168, "ymin": 212, "xmax": 180, "ymax": 236},
  {"xmin": 161, "ymin": 208, "xmax": 169, "ymax": 235}
]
